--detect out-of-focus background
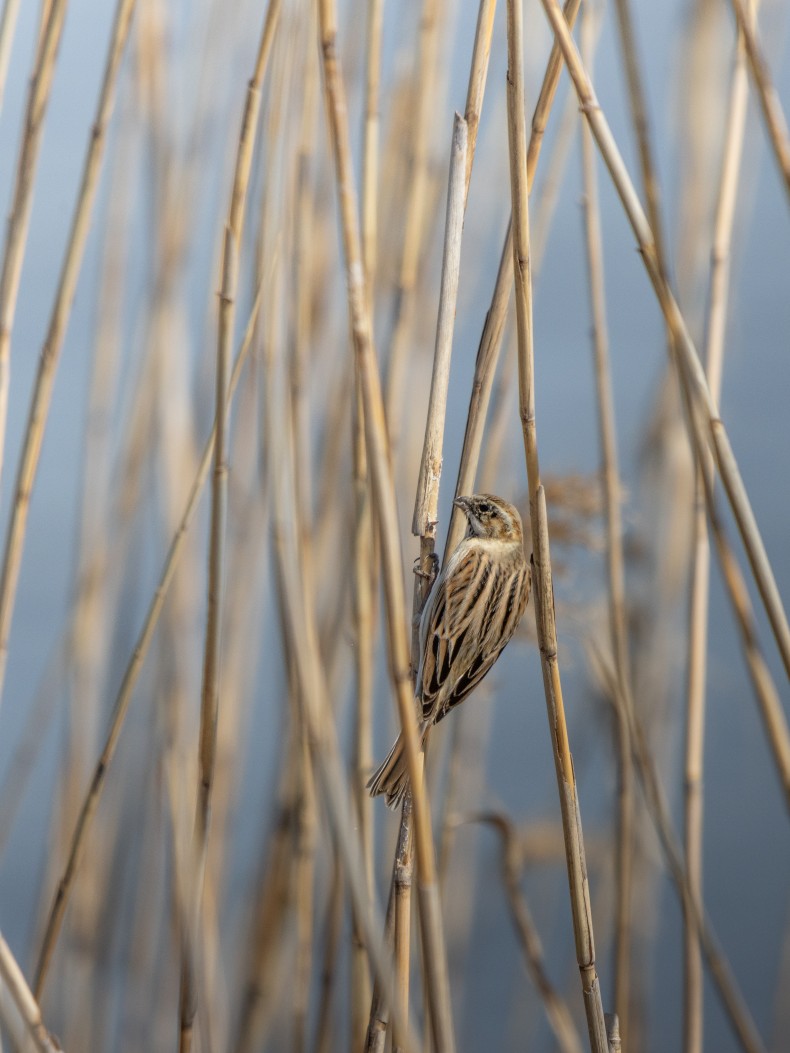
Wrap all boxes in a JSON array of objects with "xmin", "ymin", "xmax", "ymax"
[{"xmin": 0, "ymin": 0, "xmax": 788, "ymax": 1050}]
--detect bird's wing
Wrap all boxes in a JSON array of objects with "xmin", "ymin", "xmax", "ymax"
[{"xmin": 418, "ymin": 547, "xmax": 529, "ymax": 725}]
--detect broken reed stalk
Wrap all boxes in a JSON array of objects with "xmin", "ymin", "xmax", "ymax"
[
  {"xmin": 476, "ymin": 812, "xmax": 583, "ymax": 1053},
  {"xmin": 444, "ymin": 0, "xmax": 582, "ymax": 560},
  {"xmin": 505, "ymin": 1, "xmax": 610, "ymax": 1049},
  {"xmin": 32, "ymin": 277, "xmax": 265, "ymax": 999},
  {"xmin": 729, "ymin": 0, "xmax": 790, "ymax": 202},
  {"xmin": 580, "ymin": 8, "xmax": 633, "ymax": 1043},
  {"xmin": 0, "ymin": 0, "xmax": 130, "ymax": 712},
  {"xmin": 538, "ymin": 0, "xmax": 790, "ymax": 684},
  {"xmin": 684, "ymin": 11, "xmax": 753, "ymax": 1050},
  {"xmin": 179, "ymin": 7, "xmax": 280, "ymax": 1047},
  {"xmin": 316, "ymin": 2, "xmax": 455, "ymax": 1050},
  {"xmin": 412, "ymin": 114, "xmax": 468, "ymax": 549},
  {"xmin": 0, "ymin": 0, "xmax": 66, "ymax": 494},
  {"xmin": 0, "ymin": 933, "xmax": 60, "ymax": 1053}
]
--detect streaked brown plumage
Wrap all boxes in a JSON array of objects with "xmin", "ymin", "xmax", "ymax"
[{"xmin": 368, "ymin": 494, "xmax": 531, "ymax": 808}]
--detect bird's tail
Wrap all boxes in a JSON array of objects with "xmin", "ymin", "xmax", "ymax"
[{"xmin": 367, "ymin": 726, "xmax": 429, "ymax": 809}]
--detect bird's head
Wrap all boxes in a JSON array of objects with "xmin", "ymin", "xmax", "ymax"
[{"xmin": 453, "ymin": 494, "xmax": 524, "ymax": 543}]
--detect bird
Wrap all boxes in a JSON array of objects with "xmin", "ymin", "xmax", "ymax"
[{"xmin": 368, "ymin": 493, "xmax": 531, "ymax": 808}]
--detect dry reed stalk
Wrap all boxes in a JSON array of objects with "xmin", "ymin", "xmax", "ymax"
[
  {"xmin": 317, "ymin": 2, "xmax": 455, "ymax": 1049},
  {"xmin": 293, "ymin": 726, "xmax": 318, "ymax": 1053},
  {"xmin": 383, "ymin": 0, "xmax": 441, "ymax": 454},
  {"xmin": 684, "ymin": 10, "xmax": 753, "ymax": 1050},
  {"xmin": 178, "ymin": 230, "xmax": 233, "ymax": 1052},
  {"xmin": 0, "ymin": 932, "xmax": 60, "ymax": 1053},
  {"xmin": 32, "ymin": 274, "xmax": 265, "ymax": 999},
  {"xmin": 233, "ymin": 730, "xmax": 301, "ymax": 1053},
  {"xmin": 361, "ymin": 0, "xmax": 383, "ymax": 289},
  {"xmin": 0, "ymin": 0, "xmax": 21, "ymax": 112},
  {"xmin": 364, "ymin": 824, "xmax": 406, "ymax": 1053},
  {"xmin": 621, "ymin": 674, "xmax": 766, "ymax": 1053},
  {"xmin": 0, "ymin": 0, "xmax": 66, "ymax": 495},
  {"xmin": 463, "ymin": 0, "xmax": 497, "ymax": 202},
  {"xmin": 539, "ymin": 0, "xmax": 790, "ymax": 684},
  {"xmin": 285, "ymin": 56, "xmax": 323, "ymax": 1035},
  {"xmin": 412, "ymin": 114, "xmax": 468, "ymax": 552},
  {"xmin": 355, "ymin": 6, "xmax": 382, "ymax": 1039},
  {"xmin": 178, "ymin": 4, "xmax": 280, "ymax": 1045},
  {"xmin": 505, "ymin": 1, "xmax": 610, "ymax": 1049},
  {"xmin": 351, "ymin": 366, "xmax": 376, "ymax": 1053},
  {"xmin": 729, "ymin": 0, "xmax": 790, "ymax": 200},
  {"xmin": 579, "ymin": 8, "xmax": 633, "ymax": 1044},
  {"xmin": 612, "ymin": 0, "xmax": 667, "ymax": 273},
  {"xmin": 476, "ymin": 812, "xmax": 584, "ymax": 1053},
  {"xmin": 393, "ymin": 798, "xmax": 414, "ymax": 1053},
  {"xmin": 444, "ymin": 0, "xmax": 582, "ymax": 560},
  {"xmin": 315, "ymin": 853, "xmax": 345, "ymax": 1053}
]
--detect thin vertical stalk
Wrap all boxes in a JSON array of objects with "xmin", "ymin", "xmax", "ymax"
[
  {"xmin": 0, "ymin": 0, "xmax": 67, "ymax": 494},
  {"xmin": 314, "ymin": 854, "xmax": 345, "ymax": 1053},
  {"xmin": 612, "ymin": 0, "xmax": 667, "ymax": 273},
  {"xmin": 179, "ymin": 6, "xmax": 280, "ymax": 1048},
  {"xmin": 684, "ymin": 9, "xmax": 753, "ymax": 1050},
  {"xmin": 354, "ymin": 3, "xmax": 383, "ymax": 1043},
  {"xmin": 351, "ymin": 371, "xmax": 375, "ymax": 1053},
  {"xmin": 580, "ymin": 8, "xmax": 633, "ymax": 1045},
  {"xmin": 361, "ymin": 0, "xmax": 384, "ymax": 289},
  {"xmin": 317, "ymin": 2, "xmax": 455, "ymax": 1049},
  {"xmin": 505, "ymin": 2, "xmax": 609, "ymax": 1050},
  {"xmin": 463, "ymin": 0, "xmax": 497, "ymax": 203},
  {"xmin": 290, "ymin": 17, "xmax": 319, "ymax": 1049},
  {"xmin": 411, "ymin": 114, "xmax": 468, "ymax": 542},
  {"xmin": 384, "ymin": 0, "xmax": 440, "ymax": 453}
]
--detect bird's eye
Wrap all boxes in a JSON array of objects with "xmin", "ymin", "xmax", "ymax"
[{"xmin": 478, "ymin": 501, "xmax": 493, "ymax": 515}]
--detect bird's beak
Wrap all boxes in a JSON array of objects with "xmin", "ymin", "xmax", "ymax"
[{"xmin": 453, "ymin": 496, "xmax": 471, "ymax": 514}]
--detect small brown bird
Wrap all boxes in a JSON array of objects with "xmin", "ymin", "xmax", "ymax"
[{"xmin": 368, "ymin": 493, "xmax": 531, "ymax": 808}]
